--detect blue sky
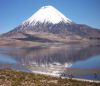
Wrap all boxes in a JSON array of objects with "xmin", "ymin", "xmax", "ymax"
[{"xmin": 0, "ymin": 0, "xmax": 100, "ymax": 33}]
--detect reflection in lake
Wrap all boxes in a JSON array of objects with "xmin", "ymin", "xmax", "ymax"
[{"xmin": 0, "ymin": 44, "xmax": 100, "ymax": 80}]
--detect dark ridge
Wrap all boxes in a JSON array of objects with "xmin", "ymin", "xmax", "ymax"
[{"xmin": 14, "ymin": 33, "xmax": 58, "ymax": 43}]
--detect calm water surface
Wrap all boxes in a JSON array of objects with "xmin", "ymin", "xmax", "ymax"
[{"xmin": 0, "ymin": 44, "xmax": 100, "ymax": 80}]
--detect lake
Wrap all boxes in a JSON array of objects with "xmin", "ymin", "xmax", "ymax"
[{"xmin": 0, "ymin": 44, "xmax": 100, "ymax": 80}]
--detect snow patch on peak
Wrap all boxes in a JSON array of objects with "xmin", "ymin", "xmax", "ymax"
[{"xmin": 23, "ymin": 5, "xmax": 73, "ymax": 25}]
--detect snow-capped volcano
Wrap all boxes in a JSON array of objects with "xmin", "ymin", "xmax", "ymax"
[
  {"xmin": 23, "ymin": 5, "xmax": 72, "ymax": 25},
  {"xmin": 1, "ymin": 5, "xmax": 100, "ymax": 41}
]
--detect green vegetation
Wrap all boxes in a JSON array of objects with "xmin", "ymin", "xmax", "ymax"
[
  {"xmin": 31, "ymin": 41, "xmax": 45, "ymax": 46},
  {"xmin": 0, "ymin": 69, "xmax": 100, "ymax": 86}
]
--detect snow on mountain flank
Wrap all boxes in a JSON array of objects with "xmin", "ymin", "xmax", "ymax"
[{"xmin": 23, "ymin": 5, "xmax": 73, "ymax": 24}]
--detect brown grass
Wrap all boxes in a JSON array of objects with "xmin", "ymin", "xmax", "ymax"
[{"xmin": 0, "ymin": 69, "xmax": 100, "ymax": 86}]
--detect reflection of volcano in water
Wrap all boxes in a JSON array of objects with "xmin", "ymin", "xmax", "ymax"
[
  {"xmin": 0, "ymin": 45, "xmax": 100, "ymax": 66},
  {"xmin": 0, "ymin": 44, "xmax": 100, "ymax": 79}
]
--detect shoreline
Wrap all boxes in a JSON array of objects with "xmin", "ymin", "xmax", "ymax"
[
  {"xmin": 30, "ymin": 70, "xmax": 100, "ymax": 83},
  {"xmin": 0, "ymin": 69, "xmax": 100, "ymax": 86},
  {"xmin": 0, "ymin": 67, "xmax": 100, "ymax": 82}
]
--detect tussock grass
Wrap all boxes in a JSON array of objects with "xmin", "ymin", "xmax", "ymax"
[{"xmin": 0, "ymin": 69, "xmax": 100, "ymax": 86}]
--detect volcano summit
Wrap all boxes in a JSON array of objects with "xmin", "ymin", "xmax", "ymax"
[{"xmin": 24, "ymin": 6, "xmax": 72, "ymax": 24}]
